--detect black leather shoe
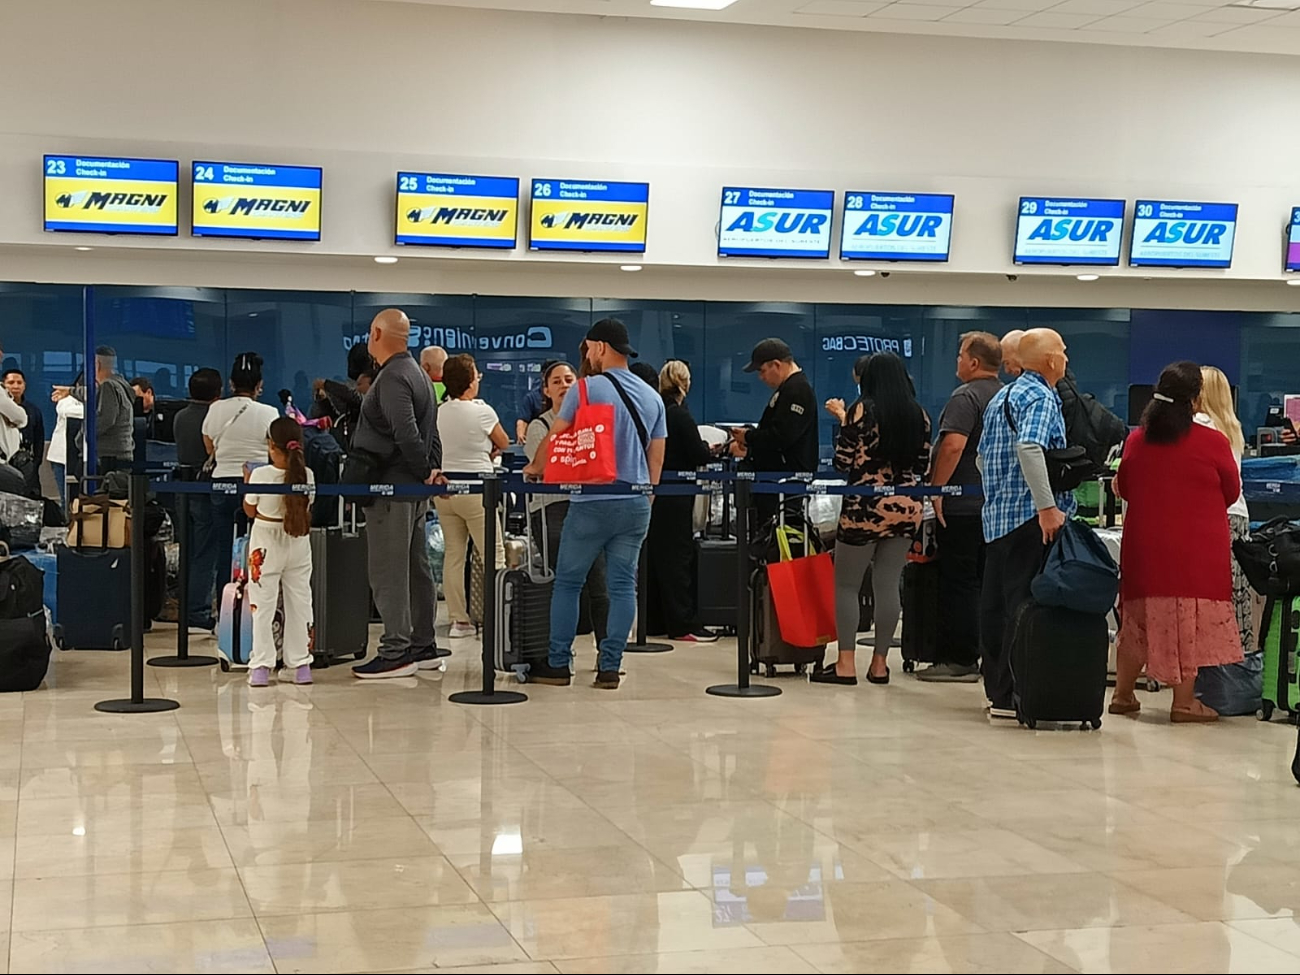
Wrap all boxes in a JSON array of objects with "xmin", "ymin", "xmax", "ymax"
[
  {"xmin": 809, "ymin": 664, "xmax": 857, "ymax": 686},
  {"xmin": 866, "ymin": 667, "xmax": 891, "ymax": 685}
]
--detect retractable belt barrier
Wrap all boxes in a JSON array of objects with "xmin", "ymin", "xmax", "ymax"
[{"xmin": 94, "ymin": 470, "xmax": 984, "ymax": 714}]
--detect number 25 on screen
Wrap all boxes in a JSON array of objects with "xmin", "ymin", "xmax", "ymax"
[
  {"xmin": 194, "ymin": 165, "xmax": 215, "ymax": 182},
  {"xmin": 398, "ymin": 175, "xmax": 418, "ymax": 192},
  {"xmin": 534, "ymin": 182, "xmax": 552, "ymax": 198},
  {"xmin": 46, "ymin": 158, "xmax": 66, "ymax": 176}
]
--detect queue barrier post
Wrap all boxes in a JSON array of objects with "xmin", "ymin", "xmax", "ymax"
[
  {"xmin": 450, "ymin": 474, "xmax": 527, "ymax": 706},
  {"xmin": 625, "ymin": 535, "xmax": 673, "ymax": 654},
  {"xmin": 95, "ymin": 471, "xmax": 181, "ymax": 713},
  {"xmin": 150, "ymin": 472, "xmax": 217, "ymax": 668},
  {"xmin": 707, "ymin": 477, "xmax": 780, "ymax": 699}
]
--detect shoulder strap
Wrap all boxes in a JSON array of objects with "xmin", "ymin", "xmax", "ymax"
[
  {"xmin": 604, "ymin": 373, "xmax": 650, "ymax": 452},
  {"xmin": 212, "ymin": 400, "xmax": 252, "ymax": 448},
  {"xmin": 1002, "ymin": 393, "xmax": 1018, "ymax": 435}
]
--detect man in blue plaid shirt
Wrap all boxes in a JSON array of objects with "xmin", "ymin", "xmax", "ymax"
[{"xmin": 977, "ymin": 328, "xmax": 1075, "ymax": 719}]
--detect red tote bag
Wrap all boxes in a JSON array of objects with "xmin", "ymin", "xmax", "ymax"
[
  {"xmin": 543, "ymin": 379, "xmax": 619, "ymax": 484},
  {"xmin": 766, "ymin": 524, "xmax": 838, "ymax": 647}
]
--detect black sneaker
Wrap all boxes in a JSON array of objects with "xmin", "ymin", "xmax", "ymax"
[
  {"xmin": 526, "ymin": 661, "xmax": 572, "ymax": 686},
  {"xmin": 352, "ymin": 654, "xmax": 418, "ymax": 679},
  {"xmin": 593, "ymin": 670, "xmax": 621, "ymax": 689},
  {"xmin": 809, "ymin": 664, "xmax": 857, "ymax": 686},
  {"xmin": 411, "ymin": 646, "xmax": 448, "ymax": 670},
  {"xmin": 672, "ymin": 628, "xmax": 719, "ymax": 644}
]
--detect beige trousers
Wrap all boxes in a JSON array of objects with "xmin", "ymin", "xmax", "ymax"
[{"xmin": 434, "ymin": 493, "xmax": 505, "ymax": 625}]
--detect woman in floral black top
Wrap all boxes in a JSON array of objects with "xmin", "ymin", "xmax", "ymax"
[{"xmin": 813, "ymin": 353, "xmax": 930, "ymax": 687}]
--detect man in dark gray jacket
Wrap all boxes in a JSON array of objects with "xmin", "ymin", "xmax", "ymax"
[
  {"xmin": 351, "ymin": 308, "xmax": 444, "ymax": 679},
  {"xmin": 54, "ymin": 345, "xmax": 136, "ymax": 474}
]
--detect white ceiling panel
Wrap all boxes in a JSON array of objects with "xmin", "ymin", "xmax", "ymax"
[{"xmin": 371, "ymin": 0, "xmax": 1300, "ymax": 55}]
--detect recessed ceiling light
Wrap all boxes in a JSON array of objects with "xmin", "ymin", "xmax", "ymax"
[
  {"xmin": 650, "ymin": 0, "xmax": 739, "ymax": 10},
  {"xmin": 1077, "ymin": 273, "xmax": 1100, "ymax": 282},
  {"xmin": 620, "ymin": 264, "xmax": 643, "ymax": 272},
  {"xmin": 1287, "ymin": 278, "xmax": 1300, "ymax": 286},
  {"xmin": 374, "ymin": 256, "xmax": 398, "ymax": 265},
  {"xmin": 74, "ymin": 246, "xmax": 93, "ymax": 252},
  {"xmin": 853, "ymin": 269, "xmax": 876, "ymax": 277}
]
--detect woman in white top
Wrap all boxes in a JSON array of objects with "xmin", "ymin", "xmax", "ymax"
[
  {"xmin": 201, "ymin": 353, "xmax": 280, "ymax": 602},
  {"xmin": 1194, "ymin": 365, "xmax": 1252, "ymax": 657},
  {"xmin": 47, "ymin": 390, "xmax": 84, "ymax": 504},
  {"xmin": 434, "ymin": 354, "xmax": 508, "ymax": 638},
  {"xmin": 524, "ymin": 361, "xmax": 609, "ymax": 645}
]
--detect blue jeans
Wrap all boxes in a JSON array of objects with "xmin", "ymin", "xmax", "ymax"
[
  {"xmin": 549, "ymin": 497, "xmax": 651, "ymax": 674},
  {"xmin": 51, "ymin": 462, "xmax": 66, "ymax": 504},
  {"xmin": 186, "ymin": 494, "xmax": 219, "ymax": 628}
]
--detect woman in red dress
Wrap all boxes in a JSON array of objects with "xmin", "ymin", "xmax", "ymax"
[{"xmin": 1110, "ymin": 361, "xmax": 1243, "ymax": 723}]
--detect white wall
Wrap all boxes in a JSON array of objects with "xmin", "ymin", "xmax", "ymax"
[{"xmin": 4, "ymin": 0, "xmax": 1300, "ymax": 308}]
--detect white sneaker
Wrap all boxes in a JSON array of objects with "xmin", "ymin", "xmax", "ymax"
[{"xmin": 449, "ymin": 622, "xmax": 477, "ymax": 639}]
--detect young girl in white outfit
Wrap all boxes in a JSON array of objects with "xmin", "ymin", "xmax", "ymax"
[{"xmin": 242, "ymin": 417, "xmax": 316, "ymax": 687}]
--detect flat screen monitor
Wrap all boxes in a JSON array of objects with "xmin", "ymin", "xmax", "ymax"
[
  {"xmin": 528, "ymin": 179, "xmax": 648, "ymax": 253},
  {"xmin": 396, "ymin": 173, "xmax": 519, "ymax": 248},
  {"xmin": 718, "ymin": 186, "xmax": 834, "ymax": 259},
  {"xmin": 1014, "ymin": 196, "xmax": 1124, "ymax": 266},
  {"xmin": 44, "ymin": 154, "xmax": 178, "ymax": 236},
  {"xmin": 191, "ymin": 161, "xmax": 322, "ymax": 241},
  {"xmin": 1129, "ymin": 200, "xmax": 1238, "ymax": 269},
  {"xmin": 840, "ymin": 192, "xmax": 953, "ymax": 262},
  {"xmin": 1286, "ymin": 207, "xmax": 1300, "ymax": 273}
]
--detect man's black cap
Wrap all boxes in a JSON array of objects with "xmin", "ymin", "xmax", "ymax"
[
  {"xmin": 586, "ymin": 318, "xmax": 638, "ymax": 359},
  {"xmin": 743, "ymin": 337, "xmax": 793, "ymax": 373}
]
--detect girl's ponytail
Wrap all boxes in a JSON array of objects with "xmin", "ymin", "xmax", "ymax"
[{"xmin": 269, "ymin": 416, "xmax": 312, "ymax": 537}]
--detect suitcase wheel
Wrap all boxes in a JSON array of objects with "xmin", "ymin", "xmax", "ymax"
[
  {"xmin": 353, "ymin": 650, "xmax": 367, "ymax": 660},
  {"xmin": 1259, "ymin": 702, "xmax": 1274, "ymax": 722},
  {"xmin": 1144, "ymin": 678, "xmax": 1160, "ymax": 693},
  {"xmin": 902, "ymin": 659, "xmax": 915, "ymax": 674},
  {"xmin": 1023, "ymin": 718, "xmax": 1038, "ymax": 730},
  {"xmin": 749, "ymin": 660, "xmax": 759, "ymax": 675},
  {"xmin": 515, "ymin": 670, "xmax": 526, "ymax": 684},
  {"xmin": 795, "ymin": 663, "xmax": 808, "ymax": 676},
  {"xmin": 1089, "ymin": 719, "xmax": 1102, "ymax": 730},
  {"xmin": 53, "ymin": 625, "xmax": 66, "ymax": 651},
  {"xmin": 765, "ymin": 664, "xmax": 776, "ymax": 679},
  {"xmin": 219, "ymin": 658, "xmax": 231, "ymax": 673},
  {"xmin": 111, "ymin": 624, "xmax": 125, "ymax": 651}
]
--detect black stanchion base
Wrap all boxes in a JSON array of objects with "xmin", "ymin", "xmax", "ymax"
[
  {"xmin": 94, "ymin": 698, "xmax": 181, "ymax": 713},
  {"xmin": 706, "ymin": 683, "xmax": 782, "ymax": 698},
  {"xmin": 448, "ymin": 690, "xmax": 528, "ymax": 706},
  {"xmin": 625, "ymin": 641, "xmax": 674, "ymax": 653},
  {"xmin": 148, "ymin": 655, "xmax": 219, "ymax": 668}
]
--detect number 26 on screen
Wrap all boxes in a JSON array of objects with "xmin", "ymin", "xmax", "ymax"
[
  {"xmin": 194, "ymin": 165, "xmax": 215, "ymax": 182},
  {"xmin": 534, "ymin": 182, "xmax": 552, "ymax": 198}
]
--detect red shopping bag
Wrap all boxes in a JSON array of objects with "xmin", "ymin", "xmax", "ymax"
[
  {"xmin": 766, "ymin": 525, "xmax": 837, "ymax": 647},
  {"xmin": 543, "ymin": 379, "xmax": 618, "ymax": 484}
]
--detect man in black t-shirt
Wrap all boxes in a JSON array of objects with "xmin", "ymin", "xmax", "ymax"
[
  {"xmin": 730, "ymin": 338, "xmax": 819, "ymax": 526},
  {"xmin": 921, "ymin": 331, "xmax": 1004, "ymax": 682}
]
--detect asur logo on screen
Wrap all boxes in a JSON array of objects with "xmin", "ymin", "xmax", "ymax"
[
  {"xmin": 540, "ymin": 212, "xmax": 639, "ymax": 231},
  {"xmin": 851, "ymin": 213, "xmax": 943, "ymax": 238},
  {"xmin": 55, "ymin": 190, "xmax": 168, "ymax": 212},
  {"xmin": 1140, "ymin": 221, "xmax": 1228, "ymax": 245},
  {"xmin": 407, "ymin": 206, "xmax": 508, "ymax": 226},
  {"xmin": 1026, "ymin": 218, "xmax": 1116, "ymax": 242},
  {"xmin": 725, "ymin": 211, "xmax": 827, "ymax": 235},
  {"xmin": 203, "ymin": 197, "xmax": 312, "ymax": 218}
]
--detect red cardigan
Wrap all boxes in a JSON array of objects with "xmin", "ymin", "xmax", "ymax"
[{"xmin": 1115, "ymin": 423, "xmax": 1240, "ymax": 602}]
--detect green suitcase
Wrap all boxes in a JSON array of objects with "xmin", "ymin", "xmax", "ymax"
[{"xmin": 1258, "ymin": 596, "xmax": 1300, "ymax": 720}]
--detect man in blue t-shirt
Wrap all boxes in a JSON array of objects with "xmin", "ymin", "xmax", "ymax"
[{"xmin": 523, "ymin": 319, "xmax": 666, "ymax": 689}]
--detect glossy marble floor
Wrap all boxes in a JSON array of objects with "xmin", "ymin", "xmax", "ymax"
[{"xmin": 2, "ymin": 625, "xmax": 1298, "ymax": 974}]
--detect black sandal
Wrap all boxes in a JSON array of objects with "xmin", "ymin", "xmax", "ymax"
[
  {"xmin": 866, "ymin": 667, "xmax": 891, "ymax": 686},
  {"xmin": 809, "ymin": 664, "xmax": 857, "ymax": 686}
]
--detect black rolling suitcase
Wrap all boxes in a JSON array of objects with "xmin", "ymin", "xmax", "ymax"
[
  {"xmin": 309, "ymin": 500, "xmax": 372, "ymax": 668},
  {"xmin": 900, "ymin": 559, "xmax": 941, "ymax": 672},
  {"xmin": 695, "ymin": 473, "xmax": 738, "ymax": 632},
  {"xmin": 54, "ymin": 545, "xmax": 131, "ymax": 650},
  {"xmin": 495, "ymin": 511, "xmax": 552, "ymax": 682},
  {"xmin": 1010, "ymin": 598, "xmax": 1108, "ymax": 730},
  {"xmin": 749, "ymin": 503, "xmax": 826, "ymax": 677}
]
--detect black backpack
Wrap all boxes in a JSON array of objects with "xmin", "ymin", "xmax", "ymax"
[
  {"xmin": 0, "ymin": 551, "xmax": 44, "ymax": 620},
  {"xmin": 1059, "ymin": 373, "xmax": 1128, "ymax": 468}
]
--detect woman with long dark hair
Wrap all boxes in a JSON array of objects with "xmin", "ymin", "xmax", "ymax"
[
  {"xmin": 1111, "ymin": 361, "xmax": 1242, "ymax": 722},
  {"xmin": 813, "ymin": 353, "xmax": 930, "ymax": 686}
]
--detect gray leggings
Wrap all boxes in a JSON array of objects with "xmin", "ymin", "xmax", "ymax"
[{"xmin": 834, "ymin": 537, "xmax": 911, "ymax": 656}]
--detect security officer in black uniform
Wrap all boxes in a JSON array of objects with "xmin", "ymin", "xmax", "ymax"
[{"xmin": 730, "ymin": 338, "xmax": 819, "ymax": 527}]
